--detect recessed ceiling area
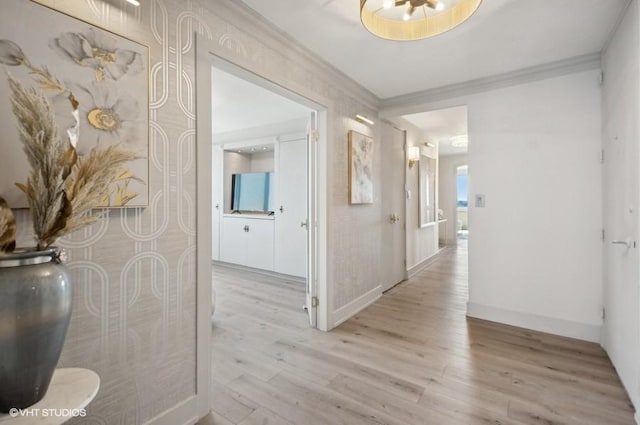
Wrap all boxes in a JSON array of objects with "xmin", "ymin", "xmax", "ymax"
[
  {"xmin": 402, "ymin": 105, "xmax": 468, "ymax": 156},
  {"xmin": 239, "ymin": 0, "xmax": 629, "ymax": 99},
  {"xmin": 212, "ymin": 67, "xmax": 311, "ymax": 136}
]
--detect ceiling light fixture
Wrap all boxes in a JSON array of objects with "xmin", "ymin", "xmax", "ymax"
[
  {"xmin": 383, "ymin": 0, "xmax": 395, "ymax": 9},
  {"xmin": 126, "ymin": 0, "xmax": 140, "ymax": 6},
  {"xmin": 360, "ymin": 0, "xmax": 482, "ymax": 41},
  {"xmin": 355, "ymin": 114, "xmax": 375, "ymax": 125}
]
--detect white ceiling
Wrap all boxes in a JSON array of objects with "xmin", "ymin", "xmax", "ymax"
[
  {"xmin": 212, "ymin": 67, "xmax": 311, "ymax": 135},
  {"xmin": 240, "ymin": 0, "xmax": 629, "ymax": 99},
  {"xmin": 403, "ymin": 105, "xmax": 468, "ymax": 156}
]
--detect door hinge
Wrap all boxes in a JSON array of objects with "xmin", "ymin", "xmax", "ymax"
[
  {"xmin": 601, "ymin": 228, "xmax": 605, "ymax": 241},
  {"xmin": 311, "ymin": 296, "xmax": 319, "ymax": 307},
  {"xmin": 600, "ymin": 149, "xmax": 605, "ymax": 164},
  {"xmin": 602, "ymin": 307, "xmax": 606, "ymax": 321},
  {"xmin": 598, "ymin": 71, "xmax": 604, "ymax": 86},
  {"xmin": 310, "ymin": 129, "xmax": 319, "ymax": 143}
]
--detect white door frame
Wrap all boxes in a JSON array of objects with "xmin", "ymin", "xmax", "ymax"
[{"xmin": 195, "ymin": 34, "xmax": 330, "ymax": 419}]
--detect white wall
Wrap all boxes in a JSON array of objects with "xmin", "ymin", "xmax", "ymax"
[
  {"xmin": 385, "ymin": 69, "xmax": 604, "ymax": 342},
  {"xmin": 250, "ymin": 151, "xmax": 275, "ymax": 173},
  {"xmin": 439, "ymin": 154, "xmax": 467, "ymax": 246},
  {"xmin": 601, "ymin": 0, "xmax": 640, "ymax": 414},
  {"xmin": 213, "ymin": 118, "xmax": 308, "ymax": 144},
  {"xmin": 468, "ymin": 70, "xmax": 603, "ymax": 342}
]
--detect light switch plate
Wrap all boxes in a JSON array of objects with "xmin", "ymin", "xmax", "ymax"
[{"xmin": 475, "ymin": 194, "xmax": 486, "ymax": 208}]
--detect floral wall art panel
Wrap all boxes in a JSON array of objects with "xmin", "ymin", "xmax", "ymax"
[
  {"xmin": 0, "ymin": 1, "xmax": 149, "ymax": 208},
  {"xmin": 348, "ymin": 130, "xmax": 374, "ymax": 204}
]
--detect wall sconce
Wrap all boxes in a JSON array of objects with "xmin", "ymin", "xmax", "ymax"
[
  {"xmin": 355, "ymin": 114, "xmax": 375, "ymax": 125},
  {"xmin": 407, "ymin": 146, "xmax": 420, "ymax": 168},
  {"xmin": 126, "ymin": 0, "xmax": 140, "ymax": 6}
]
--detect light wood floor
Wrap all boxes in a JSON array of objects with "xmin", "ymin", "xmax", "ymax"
[{"xmin": 206, "ymin": 244, "xmax": 636, "ymax": 425}]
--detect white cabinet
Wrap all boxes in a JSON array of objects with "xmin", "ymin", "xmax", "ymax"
[
  {"xmin": 220, "ymin": 215, "xmax": 274, "ymax": 271},
  {"xmin": 214, "ymin": 135, "xmax": 308, "ymax": 277}
]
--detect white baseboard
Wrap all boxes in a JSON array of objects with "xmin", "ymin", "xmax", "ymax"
[
  {"xmin": 332, "ymin": 285, "xmax": 382, "ymax": 328},
  {"xmin": 466, "ymin": 302, "xmax": 601, "ymax": 343},
  {"xmin": 407, "ymin": 249, "xmax": 442, "ymax": 278},
  {"xmin": 212, "ymin": 261, "xmax": 305, "ymax": 284},
  {"xmin": 142, "ymin": 396, "xmax": 199, "ymax": 425}
]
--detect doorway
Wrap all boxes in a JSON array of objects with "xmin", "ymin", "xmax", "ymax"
[
  {"xmin": 195, "ymin": 37, "xmax": 330, "ymax": 418},
  {"xmin": 210, "ymin": 64, "xmax": 320, "ymax": 328},
  {"xmin": 456, "ymin": 165, "xmax": 468, "ymax": 246}
]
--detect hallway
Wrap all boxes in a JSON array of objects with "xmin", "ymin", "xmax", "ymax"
[{"xmin": 209, "ymin": 246, "xmax": 635, "ymax": 425}]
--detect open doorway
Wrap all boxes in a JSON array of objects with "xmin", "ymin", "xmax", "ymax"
[
  {"xmin": 195, "ymin": 39, "xmax": 330, "ymax": 417},
  {"xmin": 379, "ymin": 105, "xmax": 469, "ymax": 285},
  {"xmin": 210, "ymin": 63, "xmax": 322, "ymax": 329},
  {"xmin": 456, "ymin": 165, "xmax": 469, "ymax": 247},
  {"xmin": 397, "ymin": 105, "xmax": 469, "ymax": 250}
]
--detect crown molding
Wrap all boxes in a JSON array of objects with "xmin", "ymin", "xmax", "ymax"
[
  {"xmin": 380, "ymin": 52, "xmax": 601, "ymax": 115},
  {"xmin": 215, "ymin": 0, "xmax": 381, "ymax": 110},
  {"xmin": 210, "ymin": 3, "xmax": 605, "ymax": 119}
]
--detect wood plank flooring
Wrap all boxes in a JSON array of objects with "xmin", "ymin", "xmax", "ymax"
[{"xmin": 206, "ymin": 245, "xmax": 636, "ymax": 425}]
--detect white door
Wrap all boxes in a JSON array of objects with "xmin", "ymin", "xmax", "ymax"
[
  {"xmin": 602, "ymin": 88, "xmax": 640, "ymax": 399},
  {"xmin": 275, "ymin": 139, "xmax": 308, "ymax": 277},
  {"xmin": 380, "ymin": 124, "xmax": 407, "ymax": 291},
  {"xmin": 305, "ymin": 112, "xmax": 318, "ymax": 327},
  {"xmin": 212, "ymin": 145, "xmax": 224, "ymax": 260}
]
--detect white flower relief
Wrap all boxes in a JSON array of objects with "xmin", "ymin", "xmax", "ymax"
[
  {"xmin": 49, "ymin": 28, "xmax": 143, "ymax": 81},
  {"xmin": 64, "ymin": 80, "xmax": 142, "ymax": 155}
]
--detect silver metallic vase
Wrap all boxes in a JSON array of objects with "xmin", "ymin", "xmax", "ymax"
[{"xmin": 0, "ymin": 247, "xmax": 72, "ymax": 412}]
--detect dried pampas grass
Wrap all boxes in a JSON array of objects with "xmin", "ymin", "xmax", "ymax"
[
  {"xmin": 0, "ymin": 196, "xmax": 16, "ymax": 253},
  {"xmin": 63, "ymin": 145, "xmax": 141, "ymax": 236},
  {"xmin": 9, "ymin": 75, "xmax": 74, "ymax": 250},
  {"xmin": 5, "ymin": 73, "xmax": 140, "ymax": 251}
]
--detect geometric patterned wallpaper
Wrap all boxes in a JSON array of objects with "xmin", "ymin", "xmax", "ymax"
[{"xmin": 11, "ymin": 0, "xmax": 383, "ymax": 423}]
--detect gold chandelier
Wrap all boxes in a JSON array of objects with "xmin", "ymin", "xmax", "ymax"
[{"xmin": 360, "ymin": 0, "xmax": 482, "ymax": 41}]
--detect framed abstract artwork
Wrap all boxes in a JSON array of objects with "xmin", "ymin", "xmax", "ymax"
[
  {"xmin": 348, "ymin": 130, "xmax": 373, "ymax": 205},
  {"xmin": 0, "ymin": 0, "xmax": 149, "ymax": 208}
]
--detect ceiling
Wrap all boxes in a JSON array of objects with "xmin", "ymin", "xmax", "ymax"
[
  {"xmin": 239, "ymin": 0, "xmax": 629, "ymax": 99},
  {"xmin": 212, "ymin": 67, "xmax": 311, "ymax": 135},
  {"xmin": 403, "ymin": 105, "xmax": 468, "ymax": 156}
]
